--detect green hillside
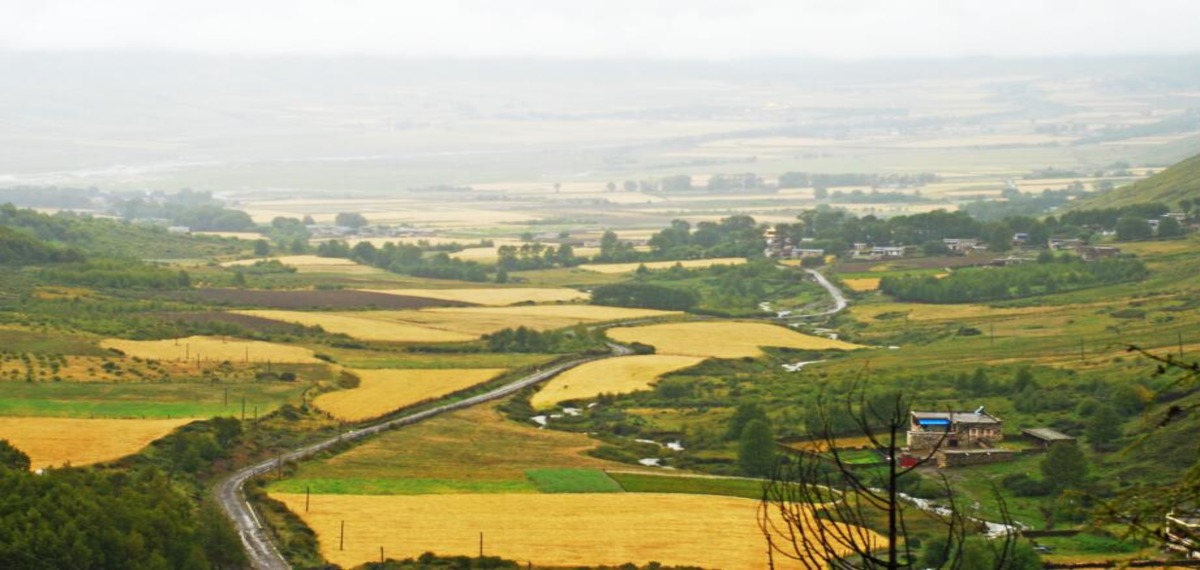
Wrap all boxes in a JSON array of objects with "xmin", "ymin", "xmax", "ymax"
[{"xmin": 1076, "ymin": 152, "xmax": 1200, "ymax": 209}]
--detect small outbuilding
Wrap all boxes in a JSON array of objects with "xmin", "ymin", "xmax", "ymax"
[{"xmin": 1021, "ymin": 428, "xmax": 1076, "ymax": 450}]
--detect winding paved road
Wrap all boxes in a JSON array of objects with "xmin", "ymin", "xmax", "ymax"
[
  {"xmin": 798, "ymin": 268, "xmax": 848, "ymax": 317},
  {"xmin": 215, "ymin": 351, "xmax": 621, "ymax": 569}
]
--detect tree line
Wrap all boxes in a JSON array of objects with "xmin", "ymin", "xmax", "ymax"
[{"xmin": 879, "ymin": 255, "xmax": 1147, "ymax": 303}]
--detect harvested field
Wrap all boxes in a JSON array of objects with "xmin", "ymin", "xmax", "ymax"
[
  {"xmin": 221, "ymin": 255, "xmax": 381, "ymax": 274},
  {"xmin": 275, "ymin": 403, "xmax": 640, "ymax": 493},
  {"xmin": 361, "ymin": 287, "xmax": 588, "ymax": 306},
  {"xmin": 273, "ymin": 492, "xmax": 856, "ymax": 570},
  {"xmin": 0, "ymin": 417, "xmax": 194, "ymax": 470},
  {"xmin": 315, "ymin": 305, "xmax": 678, "ymax": 338},
  {"xmin": 314, "ymin": 368, "xmax": 505, "ymax": 422},
  {"xmin": 607, "ymin": 322, "xmax": 864, "ymax": 358},
  {"xmin": 101, "ymin": 336, "xmax": 324, "ymax": 363},
  {"xmin": 531, "ymin": 355, "xmax": 705, "ymax": 409},
  {"xmin": 850, "ymin": 302, "xmax": 1053, "ymax": 323},
  {"xmin": 785, "ymin": 436, "xmax": 877, "ymax": 453},
  {"xmin": 232, "ymin": 310, "xmax": 477, "ymax": 343},
  {"xmin": 173, "ymin": 288, "xmax": 468, "ymax": 310},
  {"xmin": 842, "ymin": 277, "xmax": 882, "ymax": 292},
  {"xmin": 578, "ymin": 257, "xmax": 746, "ymax": 274}
]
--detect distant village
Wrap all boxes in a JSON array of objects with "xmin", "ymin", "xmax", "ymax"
[{"xmin": 762, "ymin": 210, "xmax": 1195, "ymax": 264}]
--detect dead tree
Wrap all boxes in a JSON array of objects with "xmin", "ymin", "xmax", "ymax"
[{"xmin": 758, "ymin": 379, "xmax": 1016, "ymax": 569}]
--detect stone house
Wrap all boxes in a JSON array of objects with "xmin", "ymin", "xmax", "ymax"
[{"xmin": 907, "ymin": 410, "xmax": 1003, "ymax": 451}]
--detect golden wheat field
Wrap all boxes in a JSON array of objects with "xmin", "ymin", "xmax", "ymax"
[
  {"xmin": 0, "ymin": 417, "xmax": 194, "ymax": 470},
  {"xmin": 607, "ymin": 322, "xmax": 864, "ymax": 358},
  {"xmin": 849, "ymin": 302, "xmax": 1055, "ymax": 323},
  {"xmin": 842, "ymin": 277, "xmax": 882, "ymax": 292},
  {"xmin": 314, "ymin": 369, "xmax": 506, "ymax": 422},
  {"xmin": 425, "ymin": 305, "xmax": 674, "ymax": 321},
  {"xmin": 232, "ymin": 311, "xmax": 477, "ymax": 343},
  {"xmin": 359, "ymin": 305, "xmax": 679, "ymax": 337},
  {"xmin": 578, "ymin": 257, "xmax": 747, "ymax": 274},
  {"xmin": 362, "ymin": 287, "xmax": 588, "ymax": 306},
  {"xmin": 273, "ymin": 492, "xmax": 846, "ymax": 570},
  {"xmin": 221, "ymin": 255, "xmax": 381, "ymax": 274},
  {"xmin": 101, "ymin": 336, "xmax": 325, "ymax": 363},
  {"xmin": 530, "ymin": 355, "xmax": 705, "ymax": 409}
]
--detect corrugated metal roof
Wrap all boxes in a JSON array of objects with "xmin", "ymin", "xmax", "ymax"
[
  {"xmin": 911, "ymin": 411, "xmax": 1001, "ymax": 424},
  {"xmin": 1021, "ymin": 428, "xmax": 1075, "ymax": 441}
]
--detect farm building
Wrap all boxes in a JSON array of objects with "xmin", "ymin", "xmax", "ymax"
[
  {"xmin": 762, "ymin": 227, "xmax": 825, "ymax": 259},
  {"xmin": 1075, "ymin": 245, "xmax": 1121, "ymax": 261},
  {"xmin": 1049, "ymin": 238, "xmax": 1084, "ymax": 250},
  {"xmin": 942, "ymin": 238, "xmax": 981, "ymax": 253},
  {"xmin": 870, "ymin": 245, "xmax": 913, "ymax": 258},
  {"xmin": 1021, "ymin": 428, "xmax": 1076, "ymax": 449},
  {"xmin": 907, "ymin": 410, "xmax": 1003, "ymax": 451}
]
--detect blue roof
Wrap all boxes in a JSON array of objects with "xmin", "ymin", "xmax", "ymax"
[{"xmin": 917, "ymin": 418, "xmax": 952, "ymax": 426}]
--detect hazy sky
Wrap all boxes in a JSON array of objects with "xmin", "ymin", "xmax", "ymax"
[{"xmin": 3, "ymin": 0, "xmax": 1200, "ymax": 60}]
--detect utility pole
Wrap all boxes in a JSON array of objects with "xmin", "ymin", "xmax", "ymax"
[
  {"xmin": 479, "ymin": 532, "xmax": 484, "ymax": 557},
  {"xmin": 340, "ymin": 520, "xmax": 345, "ymax": 551},
  {"xmin": 305, "ymin": 485, "xmax": 310, "ymax": 512}
]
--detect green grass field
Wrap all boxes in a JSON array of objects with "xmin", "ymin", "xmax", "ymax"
[
  {"xmin": 0, "ymin": 327, "xmax": 107, "ymax": 356},
  {"xmin": 320, "ymin": 349, "xmax": 556, "ymax": 370},
  {"xmin": 269, "ymin": 477, "xmax": 536, "ymax": 495},
  {"xmin": 609, "ymin": 472, "xmax": 769, "ymax": 500},
  {"xmin": 0, "ymin": 381, "xmax": 308, "ymax": 419},
  {"xmin": 525, "ymin": 469, "xmax": 623, "ymax": 493}
]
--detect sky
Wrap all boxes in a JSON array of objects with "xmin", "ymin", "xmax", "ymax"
[{"xmin": 2, "ymin": 0, "xmax": 1200, "ymax": 60}]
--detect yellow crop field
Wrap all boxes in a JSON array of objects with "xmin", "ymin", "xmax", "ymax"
[
  {"xmin": 842, "ymin": 277, "xmax": 882, "ymax": 292},
  {"xmin": 850, "ymin": 302, "xmax": 1054, "ymax": 323},
  {"xmin": 101, "ymin": 336, "xmax": 324, "ymax": 363},
  {"xmin": 607, "ymin": 322, "xmax": 864, "ymax": 358},
  {"xmin": 0, "ymin": 417, "xmax": 194, "ymax": 470},
  {"xmin": 315, "ymin": 369, "xmax": 505, "ymax": 422},
  {"xmin": 363, "ymin": 287, "xmax": 588, "ymax": 306},
  {"xmin": 579, "ymin": 258, "xmax": 746, "ymax": 274},
  {"xmin": 232, "ymin": 311, "xmax": 477, "ymax": 343},
  {"xmin": 426, "ymin": 305, "xmax": 674, "ymax": 321},
  {"xmin": 221, "ymin": 255, "xmax": 381, "ymax": 274},
  {"xmin": 366, "ymin": 305, "xmax": 678, "ymax": 337},
  {"xmin": 273, "ymin": 492, "xmax": 849, "ymax": 570},
  {"xmin": 531, "ymin": 355, "xmax": 705, "ymax": 409}
]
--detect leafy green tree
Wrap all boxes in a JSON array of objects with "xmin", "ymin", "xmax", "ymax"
[
  {"xmin": 0, "ymin": 439, "xmax": 30, "ymax": 470},
  {"xmin": 1041, "ymin": 443, "xmax": 1089, "ymax": 490},
  {"xmin": 334, "ymin": 212, "xmax": 369, "ymax": 229},
  {"xmin": 737, "ymin": 418, "xmax": 776, "ymax": 477},
  {"xmin": 1115, "ymin": 216, "xmax": 1153, "ymax": 241},
  {"xmin": 725, "ymin": 402, "xmax": 768, "ymax": 440},
  {"xmin": 1157, "ymin": 215, "xmax": 1183, "ymax": 238},
  {"xmin": 1085, "ymin": 404, "xmax": 1121, "ymax": 451},
  {"xmin": 253, "ymin": 239, "xmax": 270, "ymax": 256}
]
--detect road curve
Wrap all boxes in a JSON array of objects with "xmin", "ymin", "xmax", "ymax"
[
  {"xmin": 215, "ymin": 354, "xmax": 607, "ymax": 569},
  {"xmin": 798, "ymin": 268, "xmax": 848, "ymax": 317}
]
